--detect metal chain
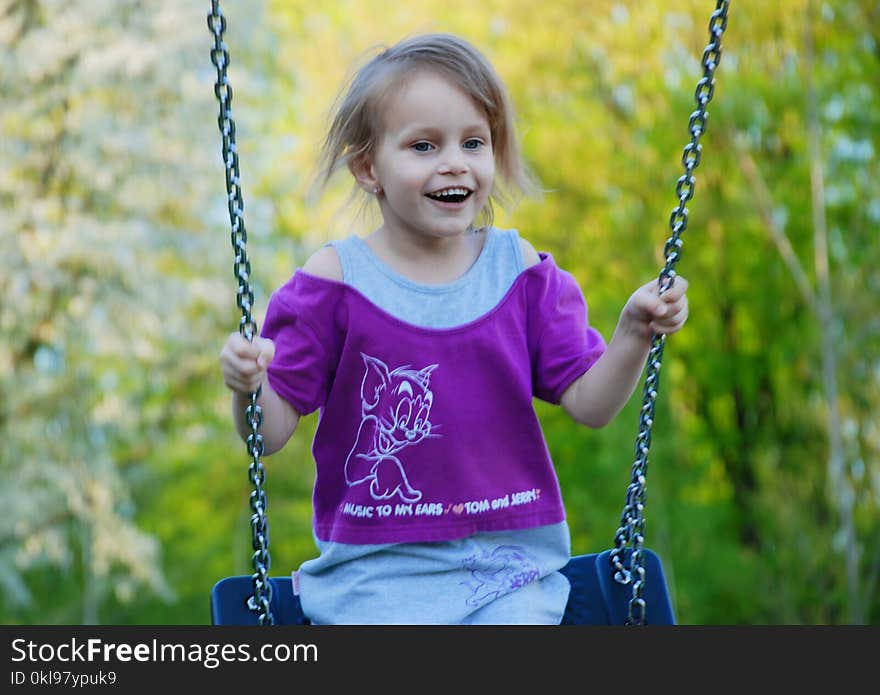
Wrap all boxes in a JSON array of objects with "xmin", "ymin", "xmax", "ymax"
[
  {"xmin": 609, "ymin": 0, "xmax": 729, "ymax": 625},
  {"xmin": 208, "ymin": 0, "xmax": 274, "ymax": 625}
]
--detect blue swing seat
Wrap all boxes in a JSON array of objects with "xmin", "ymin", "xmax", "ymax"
[{"xmin": 210, "ymin": 548, "xmax": 675, "ymax": 625}]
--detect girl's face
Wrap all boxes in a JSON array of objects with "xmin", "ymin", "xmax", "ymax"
[{"xmin": 361, "ymin": 71, "xmax": 495, "ymax": 242}]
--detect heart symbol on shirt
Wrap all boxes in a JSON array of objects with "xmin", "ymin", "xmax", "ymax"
[{"xmin": 452, "ymin": 504, "xmax": 464, "ymax": 514}]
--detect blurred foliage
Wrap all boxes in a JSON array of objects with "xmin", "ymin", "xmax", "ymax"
[{"xmin": 1, "ymin": 0, "xmax": 877, "ymax": 625}]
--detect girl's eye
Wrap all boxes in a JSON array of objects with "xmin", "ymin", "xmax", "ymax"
[
  {"xmin": 412, "ymin": 142, "xmax": 434, "ymax": 152},
  {"xmin": 463, "ymin": 139, "xmax": 484, "ymax": 150}
]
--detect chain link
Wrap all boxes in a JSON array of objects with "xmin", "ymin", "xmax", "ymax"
[
  {"xmin": 609, "ymin": 0, "xmax": 729, "ymax": 625},
  {"xmin": 208, "ymin": 0, "xmax": 274, "ymax": 626}
]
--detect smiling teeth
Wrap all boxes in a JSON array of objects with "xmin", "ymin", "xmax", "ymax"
[{"xmin": 429, "ymin": 187, "xmax": 470, "ymax": 198}]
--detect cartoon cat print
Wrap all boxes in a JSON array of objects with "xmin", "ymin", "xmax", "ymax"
[{"xmin": 344, "ymin": 353, "xmax": 439, "ymax": 503}]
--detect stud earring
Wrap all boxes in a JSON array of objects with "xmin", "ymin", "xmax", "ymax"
[{"xmin": 373, "ymin": 185, "xmax": 382, "ymax": 195}]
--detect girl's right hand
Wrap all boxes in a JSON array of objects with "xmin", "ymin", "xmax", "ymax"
[{"xmin": 220, "ymin": 332, "xmax": 276, "ymax": 394}]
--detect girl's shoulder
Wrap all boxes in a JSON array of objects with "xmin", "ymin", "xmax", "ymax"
[
  {"xmin": 517, "ymin": 235, "xmax": 541, "ymax": 269},
  {"xmin": 492, "ymin": 226, "xmax": 541, "ymax": 270},
  {"xmin": 302, "ymin": 244, "xmax": 343, "ymax": 282}
]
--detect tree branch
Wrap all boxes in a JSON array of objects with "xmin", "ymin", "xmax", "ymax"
[
  {"xmin": 805, "ymin": 0, "xmax": 858, "ymax": 623},
  {"xmin": 733, "ymin": 136, "xmax": 818, "ymax": 316}
]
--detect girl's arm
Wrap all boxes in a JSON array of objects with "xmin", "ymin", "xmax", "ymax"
[
  {"xmin": 221, "ymin": 246, "xmax": 341, "ymax": 455},
  {"xmin": 560, "ymin": 277, "xmax": 689, "ymax": 428},
  {"xmin": 230, "ymin": 379, "xmax": 300, "ymax": 456},
  {"xmin": 222, "ymin": 333, "xmax": 301, "ymax": 456}
]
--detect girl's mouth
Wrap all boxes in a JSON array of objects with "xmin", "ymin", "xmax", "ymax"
[{"xmin": 425, "ymin": 187, "xmax": 473, "ymax": 204}]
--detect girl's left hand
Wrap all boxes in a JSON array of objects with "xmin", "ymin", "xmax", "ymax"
[{"xmin": 621, "ymin": 276, "xmax": 689, "ymax": 339}]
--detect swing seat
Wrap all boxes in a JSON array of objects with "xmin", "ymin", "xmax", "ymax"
[{"xmin": 210, "ymin": 548, "xmax": 675, "ymax": 625}]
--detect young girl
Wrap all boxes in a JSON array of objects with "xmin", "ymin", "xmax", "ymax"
[{"xmin": 220, "ymin": 33, "xmax": 688, "ymax": 624}]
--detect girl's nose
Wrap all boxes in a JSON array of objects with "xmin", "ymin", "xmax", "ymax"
[{"xmin": 437, "ymin": 147, "xmax": 468, "ymax": 174}]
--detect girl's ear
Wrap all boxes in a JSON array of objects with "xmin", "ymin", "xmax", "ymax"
[{"xmin": 348, "ymin": 154, "xmax": 380, "ymax": 194}]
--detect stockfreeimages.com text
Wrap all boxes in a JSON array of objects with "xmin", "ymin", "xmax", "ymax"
[{"xmin": 10, "ymin": 637, "xmax": 317, "ymax": 670}]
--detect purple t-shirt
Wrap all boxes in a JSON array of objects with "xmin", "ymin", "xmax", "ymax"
[{"xmin": 262, "ymin": 252, "xmax": 606, "ymax": 544}]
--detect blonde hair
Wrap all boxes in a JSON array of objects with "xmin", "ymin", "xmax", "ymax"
[{"xmin": 316, "ymin": 33, "xmax": 540, "ymax": 227}]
